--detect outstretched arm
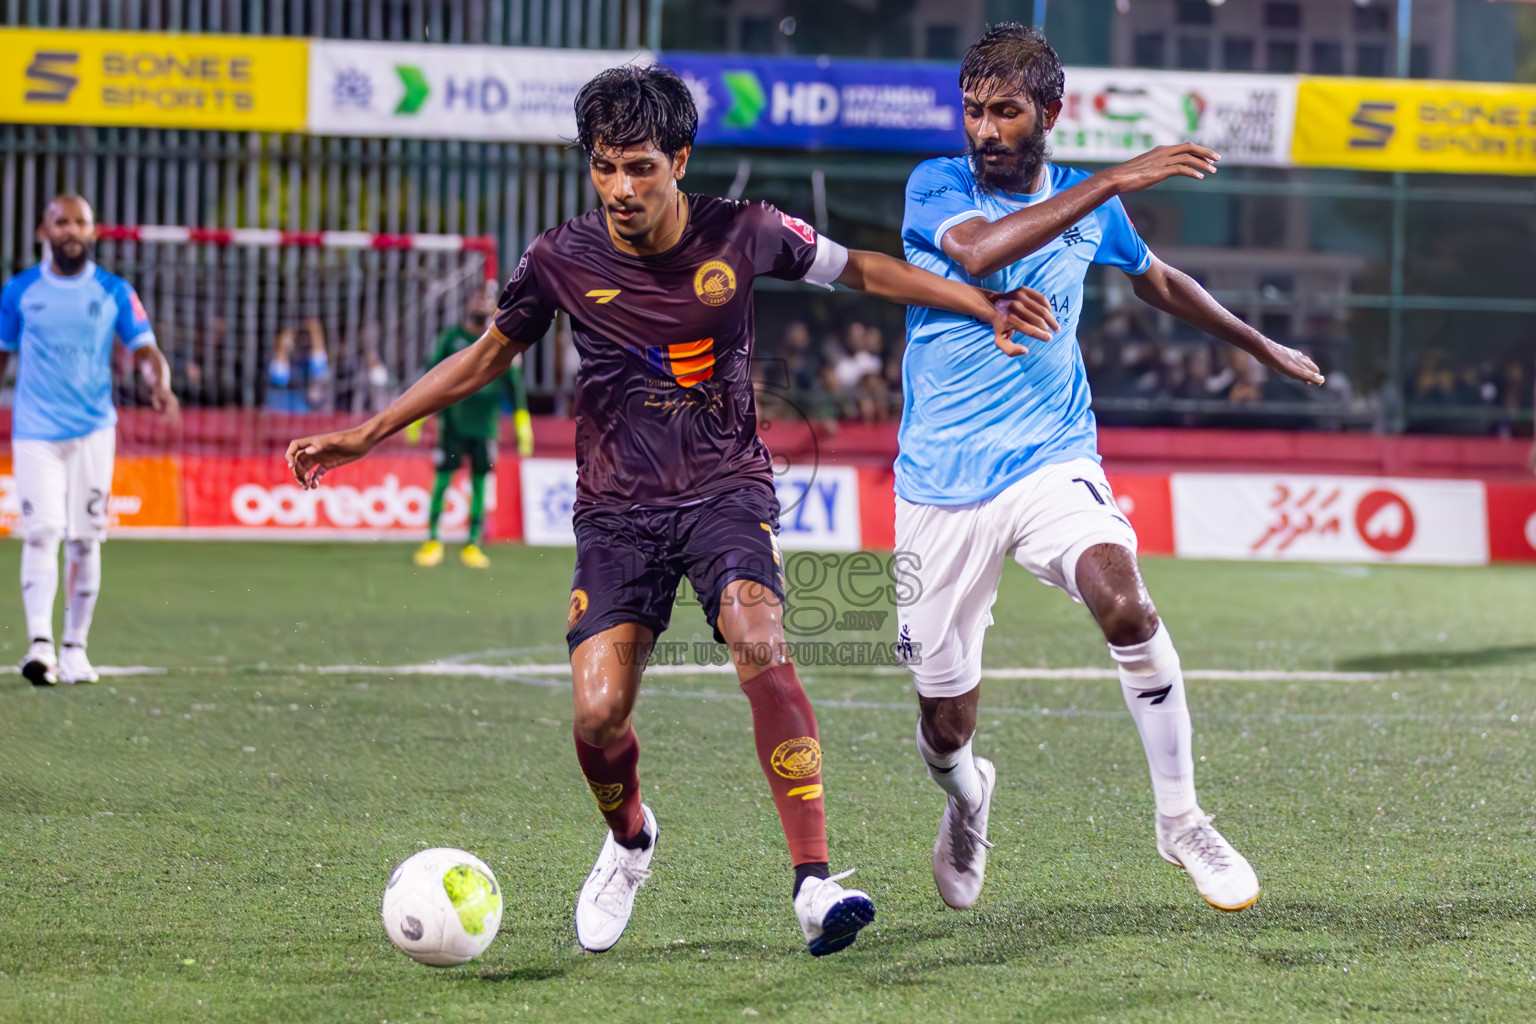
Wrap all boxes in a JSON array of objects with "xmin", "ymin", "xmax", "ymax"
[
  {"xmin": 1130, "ymin": 256, "xmax": 1323, "ymax": 386},
  {"xmin": 287, "ymin": 332, "xmax": 529, "ymax": 487},
  {"xmin": 943, "ymin": 144, "xmax": 1221, "ymax": 279},
  {"xmin": 835, "ymin": 248, "xmax": 1058, "ymax": 356}
]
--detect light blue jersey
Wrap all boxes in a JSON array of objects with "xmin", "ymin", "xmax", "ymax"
[
  {"xmin": 0, "ymin": 261, "xmax": 155, "ymax": 442},
  {"xmin": 898, "ymin": 157, "xmax": 1150, "ymax": 506}
]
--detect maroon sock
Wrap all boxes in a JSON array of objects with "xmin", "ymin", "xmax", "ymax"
[
  {"xmin": 573, "ymin": 726, "xmax": 646, "ymax": 844},
  {"xmin": 740, "ymin": 663, "xmax": 830, "ymax": 866}
]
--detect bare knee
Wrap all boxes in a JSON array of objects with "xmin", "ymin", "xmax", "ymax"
[
  {"xmin": 1075, "ymin": 544, "xmax": 1159, "ymax": 647},
  {"xmin": 573, "ymin": 700, "xmax": 631, "ymax": 748},
  {"xmin": 919, "ymin": 688, "xmax": 980, "ymax": 755}
]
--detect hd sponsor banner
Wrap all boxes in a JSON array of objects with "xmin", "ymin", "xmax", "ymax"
[
  {"xmin": 1293, "ymin": 77, "xmax": 1536, "ymax": 176},
  {"xmin": 183, "ymin": 455, "xmax": 492, "ymax": 536},
  {"xmin": 518, "ymin": 458, "xmax": 578, "ymax": 546},
  {"xmin": 1054, "ymin": 69, "xmax": 1295, "ymax": 167},
  {"xmin": 0, "ymin": 28, "xmax": 307, "ymax": 132},
  {"xmin": 666, "ymin": 54, "xmax": 960, "ymax": 153},
  {"xmin": 666, "ymin": 54, "xmax": 1295, "ymax": 163},
  {"xmin": 1171, "ymin": 473, "xmax": 1489, "ymax": 566},
  {"xmin": 0, "ymin": 454, "xmax": 184, "ymax": 536},
  {"xmin": 308, "ymin": 40, "xmax": 650, "ymax": 141}
]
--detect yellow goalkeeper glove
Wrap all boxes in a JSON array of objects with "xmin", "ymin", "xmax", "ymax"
[
  {"xmin": 404, "ymin": 418, "xmax": 425, "ymax": 445},
  {"xmin": 514, "ymin": 409, "xmax": 534, "ymax": 457}
]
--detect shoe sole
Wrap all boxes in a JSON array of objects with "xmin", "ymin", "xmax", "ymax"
[
  {"xmin": 934, "ymin": 757, "xmax": 995, "ymax": 910},
  {"xmin": 807, "ymin": 895, "xmax": 875, "ymax": 956},
  {"xmin": 22, "ymin": 660, "xmax": 55, "ymax": 686},
  {"xmin": 1158, "ymin": 844, "xmax": 1260, "ymax": 912}
]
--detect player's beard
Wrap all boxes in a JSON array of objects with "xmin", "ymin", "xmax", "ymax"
[
  {"xmin": 967, "ymin": 119, "xmax": 1050, "ymax": 195},
  {"xmin": 50, "ymin": 237, "xmax": 90, "ymax": 276}
]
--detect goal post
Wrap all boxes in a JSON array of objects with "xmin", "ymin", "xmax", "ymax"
[{"xmin": 92, "ymin": 225, "xmax": 500, "ymax": 420}]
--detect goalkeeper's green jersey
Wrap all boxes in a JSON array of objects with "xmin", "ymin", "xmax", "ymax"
[{"xmin": 431, "ymin": 323, "xmax": 527, "ymax": 440}]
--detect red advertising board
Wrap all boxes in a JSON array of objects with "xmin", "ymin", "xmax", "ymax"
[
  {"xmin": 1485, "ymin": 483, "xmax": 1536, "ymax": 563},
  {"xmin": 183, "ymin": 455, "xmax": 512, "ymax": 538}
]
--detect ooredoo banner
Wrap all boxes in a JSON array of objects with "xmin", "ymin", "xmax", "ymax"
[
  {"xmin": 183, "ymin": 456, "xmax": 495, "ymax": 538},
  {"xmin": 1170, "ymin": 473, "xmax": 1489, "ymax": 565}
]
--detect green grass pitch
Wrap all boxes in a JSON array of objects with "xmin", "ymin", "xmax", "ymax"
[{"xmin": 0, "ymin": 541, "xmax": 1533, "ymax": 1023}]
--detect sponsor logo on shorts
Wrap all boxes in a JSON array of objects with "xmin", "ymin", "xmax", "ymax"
[
  {"xmin": 770, "ymin": 736, "xmax": 822, "ymax": 780},
  {"xmin": 693, "ymin": 260, "xmax": 736, "ymax": 306},
  {"xmin": 786, "ymin": 784, "xmax": 823, "ymax": 802},
  {"xmin": 568, "ymin": 588, "xmax": 588, "ymax": 629},
  {"xmin": 586, "ymin": 779, "xmax": 624, "ymax": 811}
]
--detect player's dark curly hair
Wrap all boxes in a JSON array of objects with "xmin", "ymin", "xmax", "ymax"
[
  {"xmin": 959, "ymin": 24, "xmax": 1064, "ymax": 114},
  {"xmin": 575, "ymin": 65, "xmax": 698, "ymax": 159}
]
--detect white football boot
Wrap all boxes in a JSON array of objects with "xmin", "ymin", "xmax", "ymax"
[
  {"xmin": 1156, "ymin": 807, "xmax": 1260, "ymax": 912},
  {"xmin": 575, "ymin": 804, "xmax": 658, "ymax": 952},
  {"xmin": 794, "ymin": 869, "xmax": 876, "ymax": 956},
  {"xmin": 20, "ymin": 638, "xmax": 57, "ymax": 687},
  {"xmin": 58, "ymin": 644, "xmax": 99, "ymax": 684},
  {"xmin": 933, "ymin": 756, "xmax": 996, "ymax": 909}
]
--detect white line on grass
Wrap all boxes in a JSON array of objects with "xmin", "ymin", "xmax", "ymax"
[{"xmin": 314, "ymin": 662, "xmax": 1391, "ymax": 683}]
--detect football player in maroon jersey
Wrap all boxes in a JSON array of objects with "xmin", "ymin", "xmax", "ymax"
[{"xmin": 288, "ymin": 64, "xmax": 1056, "ymax": 957}]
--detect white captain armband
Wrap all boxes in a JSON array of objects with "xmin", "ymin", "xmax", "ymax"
[{"xmin": 801, "ymin": 235, "xmax": 850, "ymax": 290}]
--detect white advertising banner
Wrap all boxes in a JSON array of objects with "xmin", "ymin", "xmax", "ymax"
[
  {"xmin": 519, "ymin": 458, "xmax": 579, "ymax": 546},
  {"xmin": 774, "ymin": 465, "xmax": 861, "ymax": 551},
  {"xmin": 1172, "ymin": 473, "xmax": 1488, "ymax": 565},
  {"xmin": 308, "ymin": 41, "xmax": 652, "ymax": 141},
  {"xmin": 517, "ymin": 459, "xmax": 861, "ymax": 550},
  {"xmin": 1053, "ymin": 69, "xmax": 1297, "ymax": 167}
]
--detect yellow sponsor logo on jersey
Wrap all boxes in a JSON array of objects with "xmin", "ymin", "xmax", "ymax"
[
  {"xmin": 585, "ymin": 289, "xmax": 621, "ymax": 304},
  {"xmin": 693, "ymin": 260, "xmax": 736, "ymax": 307},
  {"xmin": 587, "ymin": 779, "xmax": 624, "ymax": 811},
  {"xmin": 770, "ymin": 736, "xmax": 822, "ymax": 780}
]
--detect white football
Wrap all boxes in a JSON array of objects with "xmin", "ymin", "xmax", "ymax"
[{"xmin": 382, "ymin": 847, "xmax": 503, "ymax": 966}]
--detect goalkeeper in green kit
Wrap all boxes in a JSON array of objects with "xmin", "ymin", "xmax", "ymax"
[{"xmin": 412, "ymin": 291, "xmax": 533, "ymax": 569}]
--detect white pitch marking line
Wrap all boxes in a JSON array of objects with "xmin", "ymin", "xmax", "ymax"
[
  {"xmin": 7, "ymin": 665, "xmax": 168, "ymax": 677},
  {"xmin": 315, "ymin": 663, "xmax": 1392, "ymax": 683}
]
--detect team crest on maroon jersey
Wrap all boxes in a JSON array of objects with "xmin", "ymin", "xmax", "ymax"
[
  {"xmin": 693, "ymin": 260, "xmax": 737, "ymax": 306},
  {"xmin": 779, "ymin": 211, "xmax": 816, "ymax": 245}
]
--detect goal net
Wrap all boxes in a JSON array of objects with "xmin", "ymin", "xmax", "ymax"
[{"xmin": 92, "ymin": 226, "xmax": 499, "ymax": 446}]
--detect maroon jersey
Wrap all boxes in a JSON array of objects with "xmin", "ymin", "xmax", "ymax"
[{"xmin": 491, "ymin": 195, "xmax": 830, "ymax": 512}]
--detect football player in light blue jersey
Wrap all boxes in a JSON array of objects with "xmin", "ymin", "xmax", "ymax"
[
  {"xmin": 895, "ymin": 26, "xmax": 1323, "ymax": 915},
  {"xmin": 0, "ymin": 195, "xmax": 178, "ymax": 685}
]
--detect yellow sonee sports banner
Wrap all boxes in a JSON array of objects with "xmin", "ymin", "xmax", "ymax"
[
  {"xmin": 0, "ymin": 28, "xmax": 306, "ymax": 132},
  {"xmin": 1294, "ymin": 76, "xmax": 1536, "ymax": 176}
]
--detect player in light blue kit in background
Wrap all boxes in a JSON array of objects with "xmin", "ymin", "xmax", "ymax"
[
  {"xmin": 0, "ymin": 195, "xmax": 178, "ymax": 685},
  {"xmin": 897, "ymin": 26, "xmax": 1324, "ymax": 914}
]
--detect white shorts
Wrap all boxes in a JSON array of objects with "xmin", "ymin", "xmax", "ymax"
[
  {"xmin": 13, "ymin": 425, "xmax": 116, "ymax": 543},
  {"xmin": 894, "ymin": 457, "xmax": 1138, "ymax": 699}
]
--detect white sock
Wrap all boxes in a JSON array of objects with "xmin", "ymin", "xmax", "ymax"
[
  {"xmin": 915, "ymin": 718, "xmax": 984, "ymax": 810},
  {"xmin": 1111, "ymin": 621, "xmax": 1198, "ymax": 818},
  {"xmin": 21, "ymin": 530, "xmax": 61, "ymax": 642},
  {"xmin": 63, "ymin": 539, "xmax": 101, "ymax": 648}
]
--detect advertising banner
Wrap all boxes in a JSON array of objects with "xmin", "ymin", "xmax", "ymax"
[
  {"xmin": 1293, "ymin": 77, "xmax": 1536, "ymax": 176},
  {"xmin": 308, "ymin": 40, "xmax": 650, "ymax": 141},
  {"xmin": 1171, "ymin": 473, "xmax": 1488, "ymax": 565},
  {"xmin": 0, "ymin": 28, "xmax": 307, "ymax": 132},
  {"xmin": 775, "ymin": 465, "xmax": 861, "ymax": 551},
  {"xmin": 1054, "ymin": 69, "xmax": 1295, "ymax": 167},
  {"xmin": 183, "ymin": 455, "xmax": 492, "ymax": 537},
  {"xmin": 0, "ymin": 454, "xmax": 184, "ymax": 536},
  {"xmin": 666, "ymin": 54, "xmax": 961, "ymax": 153},
  {"xmin": 666, "ymin": 55, "xmax": 1296, "ymax": 163},
  {"xmin": 1484, "ymin": 483, "xmax": 1536, "ymax": 563},
  {"xmin": 518, "ymin": 458, "xmax": 579, "ymax": 546}
]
